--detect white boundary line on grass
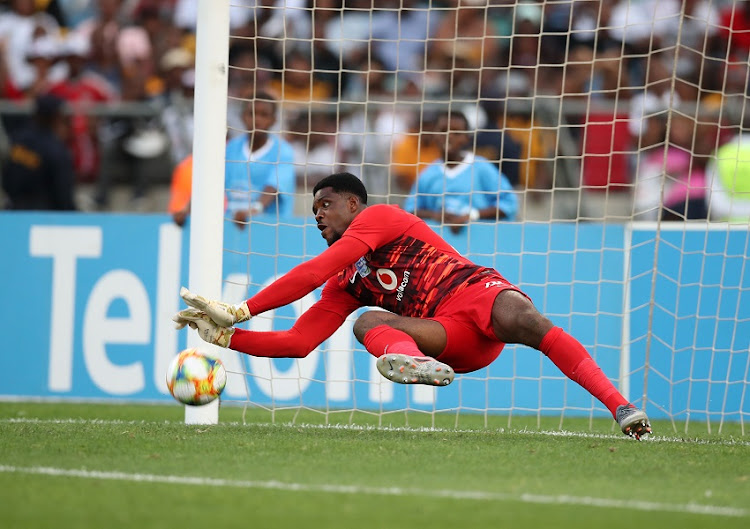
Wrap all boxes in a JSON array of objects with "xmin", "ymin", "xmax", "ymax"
[
  {"xmin": 0, "ymin": 464, "xmax": 746, "ymax": 518},
  {"xmin": 4, "ymin": 417, "xmax": 749, "ymax": 446}
]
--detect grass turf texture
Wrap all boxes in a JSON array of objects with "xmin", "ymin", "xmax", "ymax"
[{"xmin": 2, "ymin": 402, "xmax": 748, "ymax": 529}]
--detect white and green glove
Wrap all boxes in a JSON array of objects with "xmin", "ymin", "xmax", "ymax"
[
  {"xmin": 172, "ymin": 308, "xmax": 235, "ymax": 348},
  {"xmin": 178, "ymin": 286, "xmax": 252, "ymax": 327}
]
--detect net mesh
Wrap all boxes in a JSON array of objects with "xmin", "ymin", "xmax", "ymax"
[{"xmin": 213, "ymin": 0, "xmax": 748, "ymax": 435}]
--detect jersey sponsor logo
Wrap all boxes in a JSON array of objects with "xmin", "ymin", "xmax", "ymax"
[
  {"xmin": 375, "ymin": 269, "xmax": 411, "ymax": 302},
  {"xmin": 485, "ymin": 279, "xmax": 508, "ymax": 289},
  {"xmin": 396, "ymin": 270, "xmax": 410, "ymax": 302},
  {"xmin": 376, "ymin": 269, "xmax": 398, "ymax": 290}
]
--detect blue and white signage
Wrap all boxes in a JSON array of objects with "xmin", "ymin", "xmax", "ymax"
[{"xmin": 1, "ymin": 212, "xmax": 748, "ymax": 421}]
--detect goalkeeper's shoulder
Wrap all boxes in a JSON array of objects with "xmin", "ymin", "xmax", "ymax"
[
  {"xmin": 345, "ymin": 204, "xmax": 422, "ymax": 237},
  {"xmin": 360, "ymin": 203, "xmax": 422, "ymax": 225}
]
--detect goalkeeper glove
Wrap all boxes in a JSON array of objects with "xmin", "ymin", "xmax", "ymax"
[
  {"xmin": 179, "ymin": 286, "xmax": 252, "ymax": 327},
  {"xmin": 172, "ymin": 308, "xmax": 234, "ymax": 348}
]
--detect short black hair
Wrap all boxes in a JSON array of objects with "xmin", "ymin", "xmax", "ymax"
[{"xmin": 312, "ymin": 172, "xmax": 368, "ymax": 204}]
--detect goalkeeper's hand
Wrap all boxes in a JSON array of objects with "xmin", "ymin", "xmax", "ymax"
[
  {"xmin": 172, "ymin": 308, "xmax": 234, "ymax": 348},
  {"xmin": 179, "ymin": 286, "xmax": 252, "ymax": 327}
]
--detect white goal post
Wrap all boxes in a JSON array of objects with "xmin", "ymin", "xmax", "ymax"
[
  {"xmin": 187, "ymin": 0, "xmax": 749, "ymax": 434},
  {"xmin": 184, "ymin": 0, "xmax": 230, "ymax": 425}
]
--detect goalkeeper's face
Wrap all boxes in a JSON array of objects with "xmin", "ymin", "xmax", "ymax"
[{"xmin": 313, "ymin": 187, "xmax": 359, "ymax": 246}]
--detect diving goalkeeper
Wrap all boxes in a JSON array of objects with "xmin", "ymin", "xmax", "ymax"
[{"xmin": 174, "ymin": 172, "xmax": 652, "ymax": 440}]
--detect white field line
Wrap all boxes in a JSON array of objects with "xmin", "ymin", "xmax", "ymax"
[
  {"xmin": 0, "ymin": 464, "xmax": 746, "ymax": 518},
  {"xmin": 3, "ymin": 417, "xmax": 749, "ymax": 446}
]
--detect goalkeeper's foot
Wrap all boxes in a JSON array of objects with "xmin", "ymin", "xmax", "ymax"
[
  {"xmin": 616, "ymin": 404, "xmax": 652, "ymax": 440},
  {"xmin": 376, "ymin": 354, "xmax": 454, "ymax": 386}
]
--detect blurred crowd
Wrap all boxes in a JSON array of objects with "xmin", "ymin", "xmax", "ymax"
[{"xmin": 0, "ymin": 0, "xmax": 749, "ymax": 224}]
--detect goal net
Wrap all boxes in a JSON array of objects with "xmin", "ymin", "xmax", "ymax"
[{"xmin": 198, "ymin": 0, "xmax": 748, "ymax": 435}]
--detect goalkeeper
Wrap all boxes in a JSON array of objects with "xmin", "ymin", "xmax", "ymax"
[{"xmin": 174, "ymin": 172, "xmax": 652, "ymax": 440}]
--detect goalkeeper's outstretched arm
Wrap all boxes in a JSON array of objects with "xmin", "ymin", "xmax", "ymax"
[
  {"xmin": 230, "ymin": 303, "xmax": 354, "ymax": 357},
  {"xmin": 245, "ymin": 236, "xmax": 370, "ymax": 315}
]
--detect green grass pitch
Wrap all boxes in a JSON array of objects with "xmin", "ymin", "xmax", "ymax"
[{"xmin": 2, "ymin": 401, "xmax": 748, "ymax": 529}]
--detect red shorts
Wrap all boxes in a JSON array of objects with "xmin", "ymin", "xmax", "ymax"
[{"xmin": 428, "ymin": 273, "xmax": 527, "ymax": 373}]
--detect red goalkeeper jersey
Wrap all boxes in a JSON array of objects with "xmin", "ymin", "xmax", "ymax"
[
  {"xmin": 329, "ymin": 205, "xmax": 493, "ymax": 318},
  {"xmin": 233, "ymin": 205, "xmax": 493, "ymax": 356}
]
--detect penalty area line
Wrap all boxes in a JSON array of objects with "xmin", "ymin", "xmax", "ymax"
[{"xmin": 0, "ymin": 464, "xmax": 747, "ymax": 518}]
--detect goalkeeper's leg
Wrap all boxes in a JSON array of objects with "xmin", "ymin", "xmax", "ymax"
[
  {"xmin": 355, "ymin": 315, "xmax": 455, "ymax": 387},
  {"xmin": 491, "ymin": 290, "xmax": 652, "ymax": 439}
]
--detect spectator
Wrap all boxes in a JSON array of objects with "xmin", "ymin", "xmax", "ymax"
[
  {"xmin": 321, "ymin": 0, "xmax": 438, "ymax": 88},
  {"xmin": 337, "ymin": 101, "xmax": 410, "ymax": 203},
  {"xmin": 404, "ymin": 110, "xmax": 518, "ymax": 233},
  {"xmin": 136, "ymin": 3, "xmax": 183, "ymax": 71},
  {"xmin": 426, "ymin": 0, "xmax": 502, "ymax": 99},
  {"xmin": 390, "ymin": 111, "xmax": 442, "ymax": 195},
  {"xmin": 475, "ymin": 98, "xmax": 522, "ymax": 187},
  {"xmin": 341, "ymin": 57, "xmax": 395, "ymax": 103},
  {"xmin": 226, "ymin": 43, "xmax": 273, "ymax": 139},
  {"xmin": 673, "ymin": 0, "xmax": 721, "ymax": 91},
  {"xmin": 48, "ymin": 32, "xmax": 118, "ymax": 183},
  {"xmin": 337, "ymin": 55, "xmax": 412, "ymax": 202},
  {"xmin": 502, "ymin": 1, "xmax": 544, "ymax": 93},
  {"xmin": 660, "ymin": 113, "xmax": 708, "ymax": 221},
  {"xmin": 607, "ymin": 0, "xmax": 718, "ymax": 99},
  {"xmin": 23, "ymin": 34, "xmax": 66, "ymax": 98},
  {"xmin": 560, "ymin": 0, "xmax": 621, "ymax": 54},
  {"xmin": 632, "ymin": 111, "xmax": 668, "ymax": 221},
  {"xmin": 428, "ymin": 0, "xmax": 502, "ymax": 70},
  {"xmin": 0, "ymin": 0, "xmax": 61, "ymax": 92},
  {"xmin": 225, "ymin": 92, "xmax": 296, "ymax": 225},
  {"xmin": 167, "ymin": 152, "xmax": 192, "ymax": 227},
  {"xmin": 369, "ymin": 0, "xmax": 439, "ymax": 76},
  {"xmin": 321, "ymin": 0, "xmax": 386, "ymax": 70},
  {"xmin": 268, "ymin": 50, "xmax": 333, "ymax": 105},
  {"xmin": 285, "ymin": 109, "xmax": 339, "ymax": 194},
  {"xmin": 499, "ymin": 74, "xmax": 556, "ymax": 195},
  {"xmin": 95, "ymin": 24, "xmax": 168, "ymax": 210},
  {"xmin": 2, "ymin": 93, "xmax": 76, "ymax": 210},
  {"xmin": 159, "ymin": 47, "xmax": 195, "ymax": 165},
  {"xmin": 628, "ymin": 54, "xmax": 681, "ymax": 141},
  {"xmin": 74, "ymin": 0, "xmax": 125, "ymax": 90}
]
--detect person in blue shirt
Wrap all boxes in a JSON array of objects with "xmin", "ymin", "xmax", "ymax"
[
  {"xmin": 404, "ymin": 110, "xmax": 518, "ymax": 233},
  {"xmin": 225, "ymin": 91, "xmax": 295, "ymax": 225}
]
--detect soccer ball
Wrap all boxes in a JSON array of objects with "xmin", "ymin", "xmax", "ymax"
[{"xmin": 166, "ymin": 348, "xmax": 227, "ymax": 406}]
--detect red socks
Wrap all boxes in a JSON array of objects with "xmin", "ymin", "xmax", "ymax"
[
  {"xmin": 540, "ymin": 327, "xmax": 628, "ymax": 418},
  {"xmin": 362, "ymin": 325, "xmax": 426, "ymax": 359}
]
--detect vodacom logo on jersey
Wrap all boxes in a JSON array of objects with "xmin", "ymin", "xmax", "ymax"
[{"xmin": 376, "ymin": 269, "xmax": 411, "ymax": 302}]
